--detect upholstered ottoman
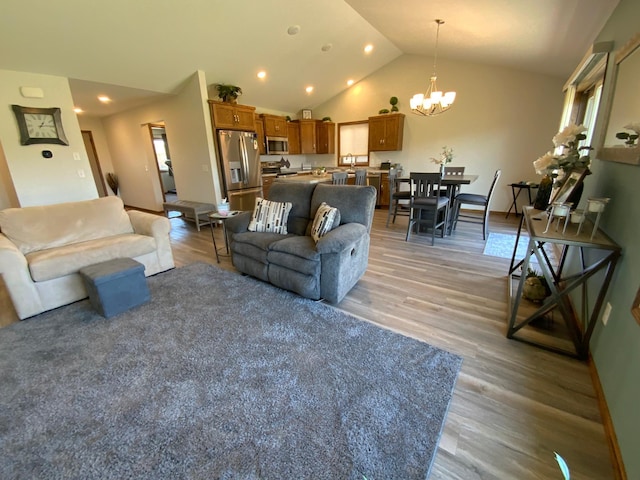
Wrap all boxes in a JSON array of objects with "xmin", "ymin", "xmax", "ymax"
[{"xmin": 79, "ymin": 258, "xmax": 150, "ymax": 318}]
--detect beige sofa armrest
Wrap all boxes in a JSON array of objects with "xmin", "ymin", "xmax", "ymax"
[
  {"xmin": 0, "ymin": 233, "xmax": 43, "ymax": 319},
  {"xmin": 126, "ymin": 210, "xmax": 175, "ymax": 272}
]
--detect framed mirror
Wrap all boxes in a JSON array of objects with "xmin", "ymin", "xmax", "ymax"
[{"xmin": 599, "ymin": 33, "xmax": 640, "ymax": 165}]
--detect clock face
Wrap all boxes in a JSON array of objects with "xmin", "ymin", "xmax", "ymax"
[{"xmin": 24, "ymin": 113, "xmax": 58, "ymax": 138}]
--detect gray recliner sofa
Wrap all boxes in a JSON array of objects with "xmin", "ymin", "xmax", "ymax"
[{"xmin": 224, "ymin": 182, "xmax": 376, "ymax": 304}]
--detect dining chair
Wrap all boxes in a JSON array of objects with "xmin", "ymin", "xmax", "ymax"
[
  {"xmin": 452, "ymin": 169, "xmax": 501, "ymax": 240},
  {"xmin": 354, "ymin": 169, "xmax": 367, "ymax": 186},
  {"xmin": 332, "ymin": 171, "xmax": 348, "ymax": 185},
  {"xmin": 405, "ymin": 172, "xmax": 450, "ymax": 246},
  {"xmin": 386, "ymin": 167, "xmax": 411, "ymax": 227}
]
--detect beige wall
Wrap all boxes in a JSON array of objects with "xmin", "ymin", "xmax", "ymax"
[
  {"xmin": 0, "ymin": 69, "xmax": 97, "ymax": 206},
  {"xmin": 77, "ymin": 116, "xmax": 116, "ymax": 195},
  {"xmin": 98, "ymin": 71, "xmax": 220, "ymax": 211},
  {"xmin": 314, "ymin": 55, "xmax": 566, "ymax": 212}
]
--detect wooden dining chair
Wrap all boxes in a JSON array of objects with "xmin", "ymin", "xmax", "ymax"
[
  {"xmin": 452, "ymin": 169, "xmax": 501, "ymax": 240},
  {"xmin": 354, "ymin": 169, "xmax": 367, "ymax": 186},
  {"xmin": 406, "ymin": 172, "xmax": 450, "ymax": 245},
  {"xmin": 332, "ymin": 171, "xmax": 348, "ymax": 185},
  {"xmin": 386, "ymin": 167, "xmax": 411, "ymax": 227}
]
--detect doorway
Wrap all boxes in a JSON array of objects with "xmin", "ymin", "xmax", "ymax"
[
  {"xmin": 81, "ymin": 131, "xmax": 107, "ymax": 197},
  {"xmin": 147, "ymin": 124, "xmax": 176, "ymax": 202}
]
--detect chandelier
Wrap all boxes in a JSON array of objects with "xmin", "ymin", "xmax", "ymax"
[{"xmin": 410, "ymin": 19, "xmax": 456, "ymax": 116}]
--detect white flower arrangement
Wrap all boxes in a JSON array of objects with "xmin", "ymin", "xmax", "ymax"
[
  {"xmin": 533, "ymin": 124, "xmax": 592, "ymax": 183},
  {"xmin": 431, "ymin": 146, "xmax": 454, "ymax": 165}
]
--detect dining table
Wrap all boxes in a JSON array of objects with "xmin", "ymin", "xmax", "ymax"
[{"xmin": 397, "ymin": 173, "xmax": 479, "ymax": 235}]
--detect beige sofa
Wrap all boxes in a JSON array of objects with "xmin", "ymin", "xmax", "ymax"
[{"xmin": 0, "ymin": 196, "xmax": 174, "ymax": 319}]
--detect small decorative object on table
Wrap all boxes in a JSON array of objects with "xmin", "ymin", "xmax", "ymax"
[
  {"xmin": 431, "ymin": 146, "xmax": 453, "ymax": 176},
  {"xmin": 615, "ymin": 122, "xmax": 640, "ymax": 147},
  {"xmin": 522, "ymin": 267, "xmax": 550, "ymax": 303},
  {"xmin": 217, "ymin": 198, "xmax": 230, "ymax": 216},
  {"xmin": 533, "ymin": 123, "xmax": 592, "ymax": 210},
  {"xmin": 543, "ymin": 201, "xmax": 572, "ymax": 234}
]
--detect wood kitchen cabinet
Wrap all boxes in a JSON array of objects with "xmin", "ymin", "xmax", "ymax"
[
  {"xmin": 368, "ymin": 113, "xmax": 405, "ymax": 151},
  {"xmin": 378, "ymin": 172, "xmax": 390, "ymax": 207},
  {"xmin": 287, "ymin": 121, "xmax": 301, "ymax": 155},
  {"xmin": 298, "ymin": 119, "xmax": 335, "ymax": 154},
  {"xmin": 254, "ymin": 114, "xmax": 266, "ymax": 154},
  {"xmin": 260, "ymin": 114, "xmax": 288, "ymax": 137},
  {"xmin": 208, "ymin": 100, "xmax": 256, "ymax": 131},
  {"xmin": 261, "ymin": 175, "xmax": 276, "ymax": 198}
]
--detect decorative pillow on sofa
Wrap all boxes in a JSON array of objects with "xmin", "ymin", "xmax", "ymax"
[
  {"xmin": 248, "ymin": 198, "xmax": 293, "ymax": 234},
  {"xmin": 311, "ymin": 202, "xmax": 339, "ymax": 243}
]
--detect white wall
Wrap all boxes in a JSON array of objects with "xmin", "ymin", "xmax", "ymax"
[
  {"xmin": 99, "ymin": 71, "xmax": 220, "ymax": 211},
  {"xmin": 0, "ymin": 69, "xmax": 97, "ymax": 206},
  {"xmin": 314, "ymin": 55, "xmax": 566, "ymax": 212}
]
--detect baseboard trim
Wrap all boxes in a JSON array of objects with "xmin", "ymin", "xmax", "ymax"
[{"xmin": 589, "ymin": 356, "xmax": 627, "ymax": 479}]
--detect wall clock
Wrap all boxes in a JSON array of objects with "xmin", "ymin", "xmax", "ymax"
[{"xmin": 11, "ymin": 105, "xmax": 69, "ymax": 145}]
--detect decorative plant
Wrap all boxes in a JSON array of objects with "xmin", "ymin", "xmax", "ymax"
[
  {"xmin": 214, "ymin": 84, "xmax": 242, "ymax": 103},
  {"xmin": 389, "ymin": 96, "xmax": 399, "ymax": 112},
  {"xmin": 378, "ymin": 108, "xmax": 390, "ymax": 114},
  {"xmin": 322, "ymin": 116, "xmax": 332, "ymax": 122},
  {"xmin": 106, "ymin": 172, "xmax": 119, "ymax": 195},
  {"xmin": 523, "ymin": 267, "xmax": 550, "ymax": 302},
  {"xmin": 430, "ymin": 146, "xmax": 454, "ymax": 165},
  {"xmin": 615, "ymin": 122, "xmax": 640, "ymax": 146},
  {"xmin": 533, "ymin": 124, "xmax": 592, "ymax": 188}
]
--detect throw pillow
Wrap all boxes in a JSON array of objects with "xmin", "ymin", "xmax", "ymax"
[
  {"xmin": 247, "ymin": 198, "xmax": 292, "ymax": 234},
  {"xmin": 311, "ymin": 202, "xmax": 339, "ymax": 243}
]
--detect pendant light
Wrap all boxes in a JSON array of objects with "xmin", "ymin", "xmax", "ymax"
[{"xmin": 410, "ymin": 19, "xmax": 456, "ymax": 116}]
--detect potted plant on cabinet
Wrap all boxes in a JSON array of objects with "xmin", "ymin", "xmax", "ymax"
[{"xmin": 214, "ymin": 84, "xmax": 242, "ymax": 103}]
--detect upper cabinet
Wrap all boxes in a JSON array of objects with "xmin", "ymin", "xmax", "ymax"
[
  {"xmin": 298, "ymin": 119, "xmax": 335, "ymax": 154},
  {"xmin": 208, "ymin": 100, "xmax": 256, "ymax": 131},
  {"xmin": 287, "ymin": 121, "xmax": 301, "ymax": 155},
  {"xmin": 254, "ymin": 114, "xmax": 266, "ymax": 154},
  {"xmin": 260, "ymin": 114, "xmax": 288, "ymax": 137},
  {"xmin": 368, "ymin": 113, "xmax": 405, "ymax": 151}
]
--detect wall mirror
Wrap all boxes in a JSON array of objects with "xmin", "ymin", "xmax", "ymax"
[{"xmin": 599, "ymin": 33, "xmax": 640, "ymax": 165}]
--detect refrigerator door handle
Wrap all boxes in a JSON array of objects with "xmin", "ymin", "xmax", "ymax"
[{"xmin": 239, "ymin": 135, "xmax": 249, "ymax": 186}]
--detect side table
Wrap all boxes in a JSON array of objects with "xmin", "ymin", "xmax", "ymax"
[
  {"xmin": 506, "ymin": 182, "xmax": 538, "ymax": 218},
  {"xmin": 209, "ymin": 211, "xmax": 240, "ymax": 263}
]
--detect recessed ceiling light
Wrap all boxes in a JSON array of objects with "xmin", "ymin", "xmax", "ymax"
[
  {"xmin": 97, "ymin": 95, "xmax": 111, "ymax": 103},
  {"xmin": 305, "ymin": 86, "xmax": 314, "ymax": 94},
  {"xmin": 364, "ymin": 44, "xmax": 374, "ymax": 54},
  {"xmin": 321, "ymin": 43, "xmax": 332, "ymax": 52},
  {"xmin": 347, "ymin": 79, "xmax": 354, "ymax": 87},
  {"xmin": 73, "ymin": 107, "xmax": 83, "ymax": 113},
  {"xmin": 257, "ymin": 71, "xmax": 267, "ymax": 79},
  {"xmin": 287, "ymin": 25, "xmax": 300, "ymax": 36}
]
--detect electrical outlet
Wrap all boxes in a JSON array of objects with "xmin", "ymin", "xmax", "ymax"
[
  {"xmin": 73, "ymin": 152, "xmax": 81, "ymax": 161},
  {"xmin": 77, "ymin": 169, "xmax": 85, "ymax": 178},
  {"xmin": 602, "ymin": 302, "xmax": 612, "ymax": 326}
]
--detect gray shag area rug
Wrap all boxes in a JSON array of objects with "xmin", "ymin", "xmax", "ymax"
[{"xmin": 0, "ymin": 263, "xmax": 462, "ymax": 480}]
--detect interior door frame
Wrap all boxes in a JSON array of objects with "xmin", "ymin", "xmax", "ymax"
[
  {"xmin": 81, "ymin": 130, "xmax": 107, "ymax": 196},
  {"xmin": 147, "ymin": 123, "xmax": 168, "ymax": 203}
]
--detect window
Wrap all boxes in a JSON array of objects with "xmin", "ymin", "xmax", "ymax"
[{"xmin": 338, "ymin": 121, "xmax": 369, "ymax": 166}]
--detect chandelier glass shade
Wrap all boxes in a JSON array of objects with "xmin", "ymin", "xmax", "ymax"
[{"xmin": 410, "ymin": 19, "xmax": 456, "ymax": 117}]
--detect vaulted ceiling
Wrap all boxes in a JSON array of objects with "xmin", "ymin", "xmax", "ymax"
[{"xmin": 0, "ymin": 0, "xmax": 619, "ymax": 117}]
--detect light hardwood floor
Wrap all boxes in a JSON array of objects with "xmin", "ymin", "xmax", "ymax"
[{"xmin": 1, "ymin": 209, "xmax": 616, "ymax": 479}]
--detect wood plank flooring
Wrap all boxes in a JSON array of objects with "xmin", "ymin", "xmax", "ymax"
[{"xmin": 0, "ymin": 210, "xmax": 615, "ymax": 479}]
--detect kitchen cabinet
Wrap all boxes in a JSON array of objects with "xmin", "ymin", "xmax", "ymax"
[
  {"xmin": 208, "ymin": 100, "xmax": 256, "ymax": 131},
  {"xmin": 287, "ymin": 121, "xmax": 301, "ymax": 155},
  {"xmin": 262, "ymin": 174, "xmax": 276, "ymax": 198},
  {"xmin": 260, "ymin": 114, "xmax": 287, "ymax": 137},
  {"xmin": 368, "ymin": 113, "xmax": 405, "ymax": 151},
  {"xmin": 298, "ymin": 120, "xmax": 335, "ymax": 154},
  {"xmin": 378, "ymin": 172, "xmax": 390, "ymax": 207},
  {"xmin": 255, "ymin": 114, "xmax": 266, "ymax": 154}
]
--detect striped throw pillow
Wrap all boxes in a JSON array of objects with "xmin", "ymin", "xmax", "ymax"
[
  {"xmin": 247, "ymin": 198, "xmax": 292, "ymax": 234},
  {"xmin": 311, "ymin": 202, "xmax": 339, "ymax": 243}
]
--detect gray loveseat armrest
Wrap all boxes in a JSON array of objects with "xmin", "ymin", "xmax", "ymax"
[
  {"xmin": 224, "ymin": 211, "xmax": 252, "ymax": 235},
  {"xmin": 316, "ymin": 223, "xmax": 368, "ymax": 254}
]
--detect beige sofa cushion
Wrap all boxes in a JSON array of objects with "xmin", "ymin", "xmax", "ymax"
[
  {"xmin": 0, "ymin": 196, "xmax": 133, "ymax": 255},
  {"xmin": 26, "ymin": 234, "xmax": 156, "ymax": 282}
]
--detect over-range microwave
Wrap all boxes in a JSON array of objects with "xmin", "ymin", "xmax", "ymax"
[{"xmin": 266, "ymin": 136, "xmax": 289, "ymax": 155}]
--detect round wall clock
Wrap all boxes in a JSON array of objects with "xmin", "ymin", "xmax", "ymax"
[{"xmin": 11, "ymin": 105, "xmax": 69, "ymax": 146}]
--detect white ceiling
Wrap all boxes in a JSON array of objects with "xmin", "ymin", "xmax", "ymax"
[{"xmin": 0, "ymin": 0, "xmax": 619, "ymax": 117}]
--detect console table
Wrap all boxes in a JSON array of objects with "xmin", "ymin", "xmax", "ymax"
[{"xmin": 507, "ymin": 206, "xmax": 621, "ymax": 359}]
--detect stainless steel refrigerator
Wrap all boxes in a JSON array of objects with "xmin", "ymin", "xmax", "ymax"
[{"xmin": 216, "ymin": 129, "xmax": 262, "ymax": 211}]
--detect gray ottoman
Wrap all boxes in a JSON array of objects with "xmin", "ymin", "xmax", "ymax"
[{"xmin": 79, "ymin": 258, "xmax": 150, "ymax": 318}]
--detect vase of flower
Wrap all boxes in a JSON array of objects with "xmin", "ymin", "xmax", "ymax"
[
  {"xmin": 439, "ymin": 163, "xmax": 446, "ymax": 177},
  {"xmin": 431, "ymin": 146, "xmax": 453, "ymax": 176}
]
